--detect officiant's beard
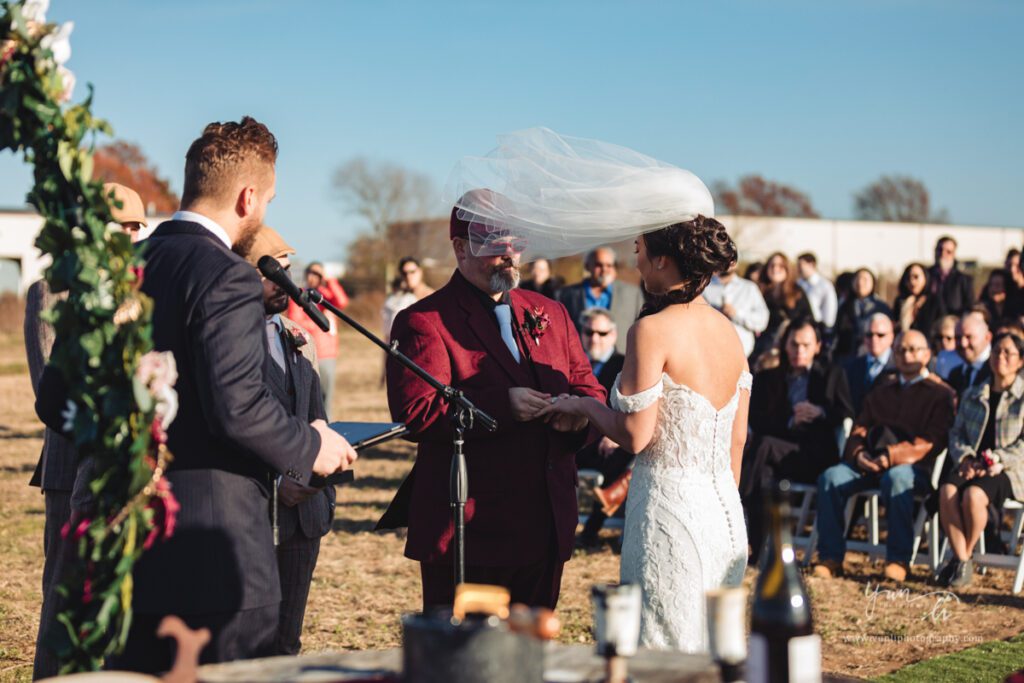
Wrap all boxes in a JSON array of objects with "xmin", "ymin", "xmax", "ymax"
[{"xmin": 489, "ymin": 263, "xmax": 521, "ymax": 293}]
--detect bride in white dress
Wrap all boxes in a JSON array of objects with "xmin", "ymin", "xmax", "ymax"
[{"xmin": 539, "ymin": 216, "xmax": 750, "ymax": 652}]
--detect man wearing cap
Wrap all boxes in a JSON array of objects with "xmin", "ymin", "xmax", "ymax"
[
  {"xmin": 235, "ymin": 225, "xmax": 335, "ymax": 656},
  {"xmin": 379, "ymin": 194, "xmax": 606, "ymax": 609},
  {"xmin": 24, "ymin": 183, "xmax": 147, "ymax": 679}
]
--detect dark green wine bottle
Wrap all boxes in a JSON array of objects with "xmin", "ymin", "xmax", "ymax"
[{"xmin": 749, "ymin": 480, "xmax": 820, "ymax": 683}]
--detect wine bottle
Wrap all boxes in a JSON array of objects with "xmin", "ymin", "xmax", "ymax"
[{"xmin": 749, "ymin": 479, "xmax": 821, "ymax": 683}]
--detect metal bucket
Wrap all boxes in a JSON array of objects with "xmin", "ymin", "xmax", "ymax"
[{"xmin": 401, "ymin": 611, "xmax": 544, "ymax": 683}]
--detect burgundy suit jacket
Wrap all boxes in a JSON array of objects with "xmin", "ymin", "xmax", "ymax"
[{"xmin": 380, "ymin": 271, "xmax": 606, "ymax": 567}]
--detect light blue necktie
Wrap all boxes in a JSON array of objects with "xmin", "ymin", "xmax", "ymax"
[{"xmin": 494, "ymin": 304, "xmax": 521, "ymax": 363}]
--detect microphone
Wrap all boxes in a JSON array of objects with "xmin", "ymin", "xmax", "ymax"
[{"xmin": 257, "ymin": 255, "xmax": 331, "ymax": 332}]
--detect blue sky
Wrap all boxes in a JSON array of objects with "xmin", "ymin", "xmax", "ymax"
[{"xmin": 1, "ymin": 0, "xmax": 1021, "ymax": 260}]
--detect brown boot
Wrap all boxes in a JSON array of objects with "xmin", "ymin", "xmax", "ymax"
[
  {"xmin": 594, "ymin": 470, "xmax": 632, "ymax": 516},
  {"xmin": 812, "ymin": 559, "xmax": 844, "ymax": 579},
  {"xmin": 883, "ymin": 561, "xmax": 910, "ymax": 583}
]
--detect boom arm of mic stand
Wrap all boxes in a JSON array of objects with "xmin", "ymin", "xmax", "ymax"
[{"xmin": 305, "ymin": 288, "xmax": 498, "ymax": 432}]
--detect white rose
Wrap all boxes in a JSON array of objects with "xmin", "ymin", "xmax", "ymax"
[
  {"xmin": 40, "ymin": 21, "xmax": 73, "ymax": 65},
  {"xmin": 21, "ymin": 0, "xmax": 49, "ymax": 24},
  {"xmin": 57, "ymin": 66, "xmax": 76, "ymax": 102}
]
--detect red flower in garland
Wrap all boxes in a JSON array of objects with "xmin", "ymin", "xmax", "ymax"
[
  {"xmin": 522, "ymin": 306, "xmax": 551, "ymax": 346},
  {"xmin": 144, "ymin": 476, "xmax": 180, "ymax": 550}
]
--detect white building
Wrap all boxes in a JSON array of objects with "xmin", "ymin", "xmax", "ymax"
[{"xmin": 721, "ymin": 215, "xmax": 1024, "ymax": 280}]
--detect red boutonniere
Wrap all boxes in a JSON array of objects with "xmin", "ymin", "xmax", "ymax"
[
  {"xmin": 523, "ymin": 306, "xmax": 551, "ymax": 346},
  {"xmin": 284, "ymin": 327, "xmax": 309, "ymax": 352}
]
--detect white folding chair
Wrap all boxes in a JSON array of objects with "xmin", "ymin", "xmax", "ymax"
[
  {"xmin": 792, "ymin": 418, "xmax": 853, "ymax": 551},
  {"xmin": 969, "ymin": 499, "xmax": 1024, "ymax": 593},
  {"xmin": 804, "ymin": 449, "xmax": 946, "ymax": 568}
]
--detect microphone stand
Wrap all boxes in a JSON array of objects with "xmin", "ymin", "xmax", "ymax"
[{"xmin": 305, "ymin": 288, "xmax": 497, "ymax": 590}]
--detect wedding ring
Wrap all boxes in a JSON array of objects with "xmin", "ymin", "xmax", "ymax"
[{"xmin": 550, "ymin": 396, "xmax": 559, "ymax": 404}]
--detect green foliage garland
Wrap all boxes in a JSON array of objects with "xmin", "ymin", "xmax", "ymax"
[{"xmin": 1, "ymin": 1, "xmax": 177, "ymax": 673}]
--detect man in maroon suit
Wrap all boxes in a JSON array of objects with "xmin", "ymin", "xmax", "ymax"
[{"xmin": 381, "ymin": 200, "xmax": 606, "ymax": 609}]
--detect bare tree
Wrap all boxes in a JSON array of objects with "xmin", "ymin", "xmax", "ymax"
[
  {"xmin": 712, "ymin": 174, "xmax": 820, "ymax": 219},
  {"xmin": 853, "ymin": 175, "xmax": 949, "ymax": 223},
  {"xmin": 332, "ymin": 157, "xmax": 436, "ymax": 238}
]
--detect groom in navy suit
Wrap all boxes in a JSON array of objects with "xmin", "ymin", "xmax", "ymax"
[{"xmin": 37, "ymin": 117, "xmax": 358, "ymax": 672}]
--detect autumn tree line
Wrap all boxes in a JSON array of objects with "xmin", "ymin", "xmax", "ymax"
[{"xmin": 87, "ymin": 140, "xmax": 951, "ymax": 296}]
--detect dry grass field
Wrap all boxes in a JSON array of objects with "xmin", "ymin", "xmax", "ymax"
[{"xmin": 2, "ymin": 329, "xmax": 1024, "ymax": 681}]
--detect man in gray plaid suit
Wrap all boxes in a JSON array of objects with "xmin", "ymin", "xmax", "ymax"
[{"xmin": 238, "ymin": 225, "xmax": 336, "ymax": 655}]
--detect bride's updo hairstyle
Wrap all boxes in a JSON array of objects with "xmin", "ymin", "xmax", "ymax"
[{"xmin": 640, "ymin": 215, "xmax": 736, "ymax": 317}]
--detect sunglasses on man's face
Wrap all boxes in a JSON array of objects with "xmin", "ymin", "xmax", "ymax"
[
  {"xmin": 864, "ymin": 331, "xmax": 890, "ymax": 338},
  {"xmin": 470, "ymin": 237, "xmax": 529, "ymax": 256},
  {"xmin": 584, "ymin": 328, "xmax": 612, "ymax": 337}
]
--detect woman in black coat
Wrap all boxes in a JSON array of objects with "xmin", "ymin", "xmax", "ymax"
[{"xmin": 741, "ymin": 316, "xmax": 855, "ymax": 560}]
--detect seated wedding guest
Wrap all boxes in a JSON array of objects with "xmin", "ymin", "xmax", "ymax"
[
  {"xmin": 894, "ymin": 262, "xmax": 944, "ymax": 336},
  {"xmin": 842, "ymin": 313, "xmax": 897, "ymax": 415},
  {"xmin": 931, "ymin": 314, "xmax": 965, "ymax": 379},
  {"xmin": 288, "ymin": 261, "xmax": 350, "ymax": 415},
  {"xmin": 743, "ymin": 261, "xmax": 764, "ymax": 283},
  {"xmin": 382, "ymin": 257, "xmax": 435, "ymax": 342},
  {"xmin": 948, "ymin": 311, "xmax": 993, "ymax": 400},
  {"xmin": 704, "ymin": 259, "xmax": 770, "ymax": 359},
  {"xmin": 574, "ymin": 308, "xmax": 631, "ymax": 548},
  {"xmin": 833, "ymin": 268, "xmax": 892, "ymax": 359},
  {"xmin": 797, "ymin": 252, "xmax": 839, "ymax": 332},
  {"xmin": 24, "ymin": 182, "xmax": 148, "ymax": 680},
  {"xmin": 557, "ymin": 246, "xmax": 644, "ymax": 354},
  {"xmin": 812, "ymin": 330, "xmax": 955, "ymax": 582},
  {"xmin": 237, "ymin": 225, "xmax": 335, "ymax": 655},
  {"xmin": 929, "ymin": 236, "xmax": 974, "ymax": 317},
  {"xmin": 937, "ymin": 332, "xmax": 1024, "ymax": 588},
  {"xmin": 978, "ymin": 268, "xmax": 1019, "ymax": 325},
  {"xmin": 521, "ymin": 258, "xmax": 563, "ymax": 299},
  {"xmin": 754, "ymin": 252, "xmax": 813, "ymax": 360},
  {"xmin": 742, "ymin": 317, "xmax": 854, "ymax": 561}
]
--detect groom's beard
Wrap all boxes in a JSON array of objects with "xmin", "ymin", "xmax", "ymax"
[
  {"xmin": 489, "ymin": 258, "xmax": 521, "ymax": 293},
  {"xmin": 233, "ymin": 215, "xmax": 262, "ymax": 256}
]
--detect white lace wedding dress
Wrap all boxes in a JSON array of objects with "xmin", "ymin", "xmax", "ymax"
[{"xmin": 612, "ymin": 371, "xmax": 751, "ymax": 652}]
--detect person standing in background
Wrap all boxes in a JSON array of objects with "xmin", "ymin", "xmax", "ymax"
[
  {"xmin": 704, "ymin": 259, "xmax": 769, "ymax": 359},
  {"xmin": 929, "ymin": 236, "xmax": 975, "ymax": 317},
  {"xmin": 521, "ymin": 259, "xmax": 564, "ymax": 299},
  {"xmin": 288, "ymin": 262, "xmax": 349, "ymax": 416},
  {"xmin": 382, "ymin": 257, "xmax": 434, "ymax": 342},
  {"xmin": 797, "ymin": 252, "xmax": 839, "ymax": 333}
]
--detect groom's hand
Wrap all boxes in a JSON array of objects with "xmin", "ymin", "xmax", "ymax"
[
  {"xmin": 549, "ymin": 413, "xmax": 588, "ymax": 433},
  {"xmin": 509, "ymin": 387, "xmax": 552, "ymax": 421},
  {"xmin": 311, "ymin": 419, "xmax": 358, "ymax": 476}
]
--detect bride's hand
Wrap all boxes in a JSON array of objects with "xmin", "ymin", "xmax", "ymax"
[{"xmin": 536, "ymin": 394, "xmax": 587, "ymax": 419}]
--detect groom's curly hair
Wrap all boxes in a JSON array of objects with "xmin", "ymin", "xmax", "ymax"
[{"xmin": 181, "ymin": 116, "xmax": 278, "ymax": 207}]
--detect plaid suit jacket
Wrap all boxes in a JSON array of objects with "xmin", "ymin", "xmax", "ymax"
[
  {"xmin": 948, "ymin": 375, "xmax": 1024, "ymax": 498},
  {"xmin": 24, "ymin": 280, "xmax": 78, "ymax": 492}
]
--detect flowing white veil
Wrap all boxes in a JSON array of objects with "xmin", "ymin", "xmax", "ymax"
[{"xmin": 443, "ymin": 127, "xmax": 715, "ymax": 262}]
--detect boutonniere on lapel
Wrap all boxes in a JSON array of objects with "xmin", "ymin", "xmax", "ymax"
[
  {"xmin": 522, "ymin": 306, "xmax": 551, "ymax": 346},
  {"xmin": 283, "ymin": 326, "xmax": 309, "ymax": 353}
]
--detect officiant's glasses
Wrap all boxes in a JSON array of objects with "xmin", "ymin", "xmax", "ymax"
[{"xmin": 584, "ymin": 327, "xmax": 613, "ymax": 337}]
